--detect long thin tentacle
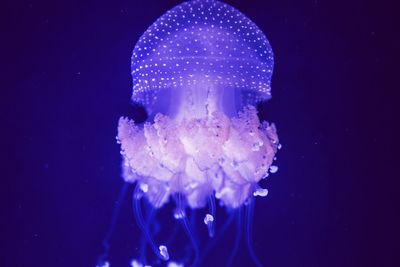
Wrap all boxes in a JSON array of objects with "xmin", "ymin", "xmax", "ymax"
[
  {"xmin": 226, "ymin": 208, "xmax": 242, "ymax": 267},
  {"xmin": 199, "ymin": 210, "xmax": 235, "ymax": 266},
  {"xmin": 245, "ymin": 197, "xmax": 264, "ymax": 267},
  {"xmin": 138, "ymin": 203, "xmax": 156, "ymax": 264},
  {"xmin": 176, "ymin": 193, "xmax": 200, "ymax": 267},
  {"xmin": 96, "ymin": 182, "xmax": 129, "ymax": 266},
  {"xmin": 206, "ymin": 195, "xmax": 216, "ymax": 238},
  {"xmin": 133, "ymin": 184, "xmax": 168, "ymax": 261}
]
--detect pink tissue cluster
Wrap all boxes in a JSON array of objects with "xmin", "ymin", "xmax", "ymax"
[{"xmin": 118, "ymin": 106, "xmax": 278, "ymax": 209}]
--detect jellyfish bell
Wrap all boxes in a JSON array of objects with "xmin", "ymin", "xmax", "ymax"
[
  {"xmin": 120, "ymin": 0, "xmax": 277, "ymax": 209},
  {"xmin": 103, "ymin": 0, "xmax": 280, "ymax": 266},
  {"xmin": 131, "ymin": 0, "xmax": 274, "ymax": 120}
]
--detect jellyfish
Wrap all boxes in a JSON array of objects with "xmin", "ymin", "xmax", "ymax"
[{"xmin": 97, "ymin": 0, "xmax": 280, "ymax": 266}]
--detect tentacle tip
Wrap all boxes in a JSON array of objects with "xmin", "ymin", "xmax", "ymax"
[
  {"xmin": 130, "ymin": 259, "xmax": 142, "ymax": 267},
  {"xmin": 173, "ymin": 209, "xmax": 186, "ymax": 220},
  {"xmin": 204, "ymin": 213, "xmax": 215, "ymax": 237},
  {"xmin": 96, "ymin": 261, "xmax": 110, "ymax": 267},
  {"xmin": 167, "ymin": 262, "xmax": 184, "ymax": 267},
  {"xmin": 203, "ymin": 213, "xmax": 214, "ymax": 225},
  {"xmin": 159, "ymin": 245, "xmax": 170, "ymax": 261},
  {"xmin": 269, "ymin": 165, "xmax": 278, "ymax": 173},
  {"xmin": 253, "ymin": 187, "xmax": 268, "ymax": 197}
]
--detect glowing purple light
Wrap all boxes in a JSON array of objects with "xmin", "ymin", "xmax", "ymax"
[{"xmin": 110, "ymin": 0, "xmax": 280, "ymax": 266}]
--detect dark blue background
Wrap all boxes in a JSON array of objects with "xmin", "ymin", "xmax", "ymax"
[{"xmin": 2, "ymin": 0, "xmax": 398, "ymax": 266}]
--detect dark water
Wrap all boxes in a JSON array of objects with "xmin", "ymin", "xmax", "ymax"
[{"xmin": 2, "ymin": 0, "xmax": 398, "ymax": 266}]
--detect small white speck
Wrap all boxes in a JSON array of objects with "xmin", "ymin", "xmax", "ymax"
[
  {"xmin": 253, "ymin": 187, "xmax": 268, "ymax": 197},
  {"xmin": 203, "ymin": 213, "xmax": 214, "ymax": 225},
  {"xmin": 159, "ymin": 245, "xmax": 169, "ymax": 260},
  {"xmin": 269, "ymin": 165, "xmax": 278, "ymax": 173}
]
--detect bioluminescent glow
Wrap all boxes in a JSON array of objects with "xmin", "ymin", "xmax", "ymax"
[{"xmin": 97, "ymin": 1, "xmax": 280, "ymax": 266}]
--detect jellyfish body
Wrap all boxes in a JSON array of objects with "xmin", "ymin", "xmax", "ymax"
[
  {"xmin": 106, "ymin": 0, "xmax": 279, "ymax": 266},
  {"xmin": 119, "ymin": 0, "xmax": 278, "ymax": 209}
]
